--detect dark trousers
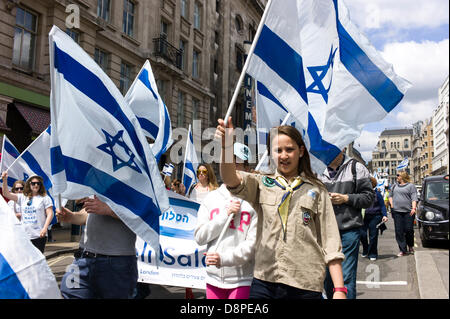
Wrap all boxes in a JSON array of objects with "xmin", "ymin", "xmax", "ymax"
[
  {"xmin": 392, "ymin": 211, "xmax": 415, "ymax": 253},
  {"xmin": 249, "ymin": 278, "xmax": 322, "ymax": 299},
  {"xmin": 360, "ymin": 214, "xmax": 382, "ymax": 258},
  {"xmin": 31, "ymin": 237, "xmax": 47, "ymax": 253},
  {"xmin": 60, "ymin": 255, "xmax": 138, "ymax": 299}
]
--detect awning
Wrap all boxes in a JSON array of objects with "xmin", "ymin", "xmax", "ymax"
[
  {"xmin": 13, "ymin": 102, "xmax": 50, "ymax": 135},
  {"xmin": 0, "ymin": 117, "xmax": 10, "ymax": 132}
]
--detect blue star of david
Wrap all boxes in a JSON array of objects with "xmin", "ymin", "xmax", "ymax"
[
  {"xmin": 306, "ymin": 46, "xmax": 338, "ymax": 104},
  {"xmin": 23, "ymin": 173, "xmax": 30, "ymax": 181},
  {"xmin": 279, "ymin": 119, "xmax": 296, "ymax": 128},
  {"xmin": 97, "ymin": 129, "xmax": 142, "ymax": 174}
]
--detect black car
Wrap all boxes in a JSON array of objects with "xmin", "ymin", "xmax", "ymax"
[{"xmin": 416, "ymin": 175, "xmax": 449, "ymax": 246}]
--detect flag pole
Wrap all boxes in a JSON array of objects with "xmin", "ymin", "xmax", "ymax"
[
  {"xmin": 4, "ymin": 128, "xmax": 48, "ymax": 173},
  {"xmin": 212, "ymin": 0, "xmax": 274, "ymax": 253},
  {"xmin": 222, "ymin": 0, "xmax": 273, "ymax": 124},
  {"xmin": 181, "ymin": 124, "xmax": 191, "ymax": 194}
]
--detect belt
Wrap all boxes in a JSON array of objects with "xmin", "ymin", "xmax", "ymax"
[{"xmin": 74, "ymin": 248, "xmax": 108, "ymax": 259}]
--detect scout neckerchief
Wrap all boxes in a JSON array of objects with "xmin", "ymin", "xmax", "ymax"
[{"xmin": 273, "ymin": 176, "xmax": 304, "ymax": 236}]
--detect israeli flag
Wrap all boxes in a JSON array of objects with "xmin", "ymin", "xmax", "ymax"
[
  {"xmin": 1, "ymin": 129, "xmax": 62, "ymax": 225},
  {"xmin": 255, "ymin": 81, "xmax": 327, "ymax": 174},
  {"xmin": 247, "ymin": 0, "xmax": 411, "ymax": 167},
  {"xmin": 182, "ymin": 125, "xmax": 199, "ymax": 194},
  {"xmin": 125, "ymin": 60, "xmax": 173, "ymax": 162},
  {"xmin": 0, "ymin": 196, "xmax": 61, "ymax": 299},
  {"xmin": 48, "ymin": 26, "xmax": 169, "ymax": 250},
  {"xmin": 397, "ymin": 157, "xmax": 409, "ymax": 171}
]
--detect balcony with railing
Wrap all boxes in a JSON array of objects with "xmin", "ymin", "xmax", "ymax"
[{"xmin": 153, "ymin": 36, "xmax": 182, "ymax": 70}]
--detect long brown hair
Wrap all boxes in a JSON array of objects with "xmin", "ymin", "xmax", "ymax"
[
  {"xmin": 268, "ymin": 126, "xmax": 323, "ymax": 187},
  {"xmin": 23, "ymin": 175, "xmax": 47, "ymax": 198},
  {"xmin": 197, "ymin": 163, "xmax": 219, "ymax": 191}
]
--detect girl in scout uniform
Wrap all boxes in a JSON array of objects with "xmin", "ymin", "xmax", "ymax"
[{"xmin": 215, "ymin": 119, "xmax": 346, "ymax": 299}]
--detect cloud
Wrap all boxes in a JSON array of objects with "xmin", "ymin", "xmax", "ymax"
[
  {"xmin": 354, "ymin": 130, "xmax": 381, "ymax": 163},
  {"xmin": 345, "ymin": 0, "xmax": 449, "ymax": 31},
  {"xmin": 380, "ymin": 39, "xmax": 449, "ymax": 123}
]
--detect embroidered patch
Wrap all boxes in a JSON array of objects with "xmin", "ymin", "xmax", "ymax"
[
  {"xmin": 307, "ymin": 189, "xmax": 317, "ymax": 200},
  {"xmin": 262, "ymin": 176, "xmax": 275, "ymax": 187},
  {"xmin": 303, "ymin": 211, "xmax": 311, "ymax": 226}
]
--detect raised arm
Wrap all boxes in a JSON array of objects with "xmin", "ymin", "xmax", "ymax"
[
  {"xmin": 215, "ymin": 118, "xmax": 241, "ymax": 188},
  {"xmin": 1, "ymin": 171, "xmax": 18, "ymax": 202}
]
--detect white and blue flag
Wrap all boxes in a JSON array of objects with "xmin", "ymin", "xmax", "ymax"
[
  {"xmin": 0, "ymin": 196, "xmax": 61, "ymax": 299},
  {"xmin": 182, "ymin": 125, "xmax": 199, "ymax": 194},
  {"xmin": 396, "ymin": 157, "xmax": 409, "ymax": 171},
  {"xmin": 1, "ymin": 129, "xmax": 61, "ymax": 225},
  {"xmin": 247, "ymin": 0, "xmax": 411, "ymax": 168},
  {"xmin": 48, "ymin": 26, "xmax": 169, "ymax": 250},
  {"xmin": 125, "ymin": 60, "xmax": 173, "ymax": 162}
]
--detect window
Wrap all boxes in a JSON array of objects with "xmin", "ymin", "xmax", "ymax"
[
  {"xmin": 181, "ymin": 0, "xmax": 188, "ymax": 19},
  {"xmin": 123, "ymin": 0, "xmax": 135, "ymax": 37},
  {"xmin": 390, "ymin": 153, "xmax": 397, "ymax": 158},
  {"xmin": 235, "ymin": 14, "xmax": 243, "ymax": 32},
  {"xmin": 236, "ymin": 47, "xmax": 244, "ymax": 71},
  {"xmin": 404, "ymin": 139, "xmax": 409, "ymax": 148},
  {"xmin": 194, "ymin": 2, "xmax": 201, "ymax": 29},
  {"xmin": 161, "ymin": 20, "xmax": 169, "ymax": 38},
  {"xmin": 216, "ymin": 0, "xmax": 220, "ymax": 13},
  {"xmin": 94, "ymin": 48, "xmax": 109, "ymax": 74},
  {"xmin": 13, "ymin": 7, "xmax": 37, "ymax": 71},
  {"xmin": 192, "ymin": 50, "xmax": 200, "ymax": 78},
  {"xmin": 192, "ymin": 98, "xmax": 199, "ymax": 121},
  {"xmin": 119, "ymin": 61, "xmax": 133, "ymax": 94},
  {"xmin": 97, "ymin": 0, "xmax": 110, "ymax": 21},
  {"xmin": 66, "ymin": 28, "xmax": 79, "ymax": 43},
  {"xmin": 177, "ymin": 91, "xmax": 185, "ymax": 127},
  {"xmin": 179, "ymin": 39, "xmax": 187, "ymax": 71}
]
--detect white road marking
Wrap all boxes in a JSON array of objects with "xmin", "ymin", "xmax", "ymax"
[
  {"xmin": 357, "ymin": 281, "xmax": 408, "ymax": 286},
  {"xmin": 47, "ymin": 255, "xmax": 74, "ymax": 267}
]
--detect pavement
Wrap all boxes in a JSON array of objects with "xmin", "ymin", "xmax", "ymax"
[
  {"xmin": 44, "ymin": 225, "xmax": 79, "ymax": 260},
  {"xmin": 45, "ymin": 224, "xmax": 449, "ymax": 299}
]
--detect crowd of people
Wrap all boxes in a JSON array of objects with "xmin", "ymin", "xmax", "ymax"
[{"xmin": 1, "ymin": 119, "xmax": 419, "ymax": 300}]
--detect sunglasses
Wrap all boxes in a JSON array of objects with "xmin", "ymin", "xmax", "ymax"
[
  {"xmin": 14, "ymin": 187, "xmax": 24, "ymax": 191},
  {"xmin": 396, "ymin": 174, "xmax": 400, "ymax": 177},
  {"xmin": 30, "ymin": 181, "xmax": 41, "ymax": 186},
  {"xmin": 197, "ymin": 169, "xmax": 208, "ymax": 175}
]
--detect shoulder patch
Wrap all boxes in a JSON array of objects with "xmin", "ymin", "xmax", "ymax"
[{"xmin": 262, "ymin": 176, "xmax": 276, "ymax": 187}]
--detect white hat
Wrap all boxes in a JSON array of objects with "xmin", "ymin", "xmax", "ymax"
[{"xmin": 234, "ymin": 143, "xmax": 252, "ymax": 162}]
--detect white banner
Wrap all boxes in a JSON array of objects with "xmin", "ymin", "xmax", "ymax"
[{"xmin": 136, "ymin": 191, "xmax": 207, "ymax": 289}]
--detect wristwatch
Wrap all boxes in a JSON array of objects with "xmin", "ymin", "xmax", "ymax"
[{"xmin": 333, "ymin": 287, "xmax": 348, "ymax": 294}]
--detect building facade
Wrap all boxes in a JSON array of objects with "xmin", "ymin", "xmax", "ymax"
[
  {"xmin": 0, "ymin": 0, "xmax": 265, "ymax": 175},
  {"xmin": 431, "ymin": 75, "xmax": 449, "ymax": 176},
  {"xmin": 411, "ymin": 118, "xmax": 434, "ymax": 185},
  {"xmin": 372, "ymin": 128, "xmax": 413, "ymax": 185}
]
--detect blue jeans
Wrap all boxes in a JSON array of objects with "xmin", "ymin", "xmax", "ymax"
[
  {"xmin": 324, "ymin": 227, "xmax": 360, "ymax": 299},
  {"xmin": 60, "ymin": 255, "xmax": 138, "ymax": 299},
  {"xmin": 249, "ymin": 278, "xmax": 322, "ymax": 299},
  {"xmin": 392, "ymin": 211, "xmax": 415, "ymax": 253},
  {"xmin": 360, "ymin": 214, "xmax": 382, "ymax": 259}
]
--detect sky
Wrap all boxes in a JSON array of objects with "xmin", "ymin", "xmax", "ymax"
[{"xmin": 344, "ymin": 0, "xmax": 449, "ymax": 162}]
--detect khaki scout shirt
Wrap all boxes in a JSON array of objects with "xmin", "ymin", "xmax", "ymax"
[{"xmin": 228, "ymin": 170, "xmax": 344, "ymax": 292}]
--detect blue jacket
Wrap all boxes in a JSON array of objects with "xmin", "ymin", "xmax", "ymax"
[{"xmin": 365, "ymin": 189, "xmax": 387, "ymax": 217}]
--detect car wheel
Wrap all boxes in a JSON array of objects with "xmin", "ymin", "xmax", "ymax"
[{"xmin": 419, "ymin": 224, "xmax": 432, "ymax": 248}]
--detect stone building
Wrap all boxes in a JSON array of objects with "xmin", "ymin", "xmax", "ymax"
[
  {"xmin": 371, "ymin": 128, "xmax": 413, "ymax": 185},
  {"xmin": 431, "ymin": 75, "xmax": 449, "ymax": 176},
  {"xmin": 0, "ymin": 0, "xmax": 265, "ymax": 175},
  {"xmin": 412, "ymin": 118, "xmax": 434, "ymax": 185}
]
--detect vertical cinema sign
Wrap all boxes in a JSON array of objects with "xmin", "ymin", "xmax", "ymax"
[{"xmin": 243, "ymin": 74, "xmax": 253, "ymax": 144}]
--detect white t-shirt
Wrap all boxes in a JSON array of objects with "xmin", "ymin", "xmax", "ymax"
[{"xmin": 16, "ymin": 194, "xmax": 53, "ymax": 239}]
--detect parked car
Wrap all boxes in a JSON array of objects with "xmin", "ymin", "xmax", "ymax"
[{"xmin": 416, "ymin": 175, "xmax": 449, "ymax": 247}]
